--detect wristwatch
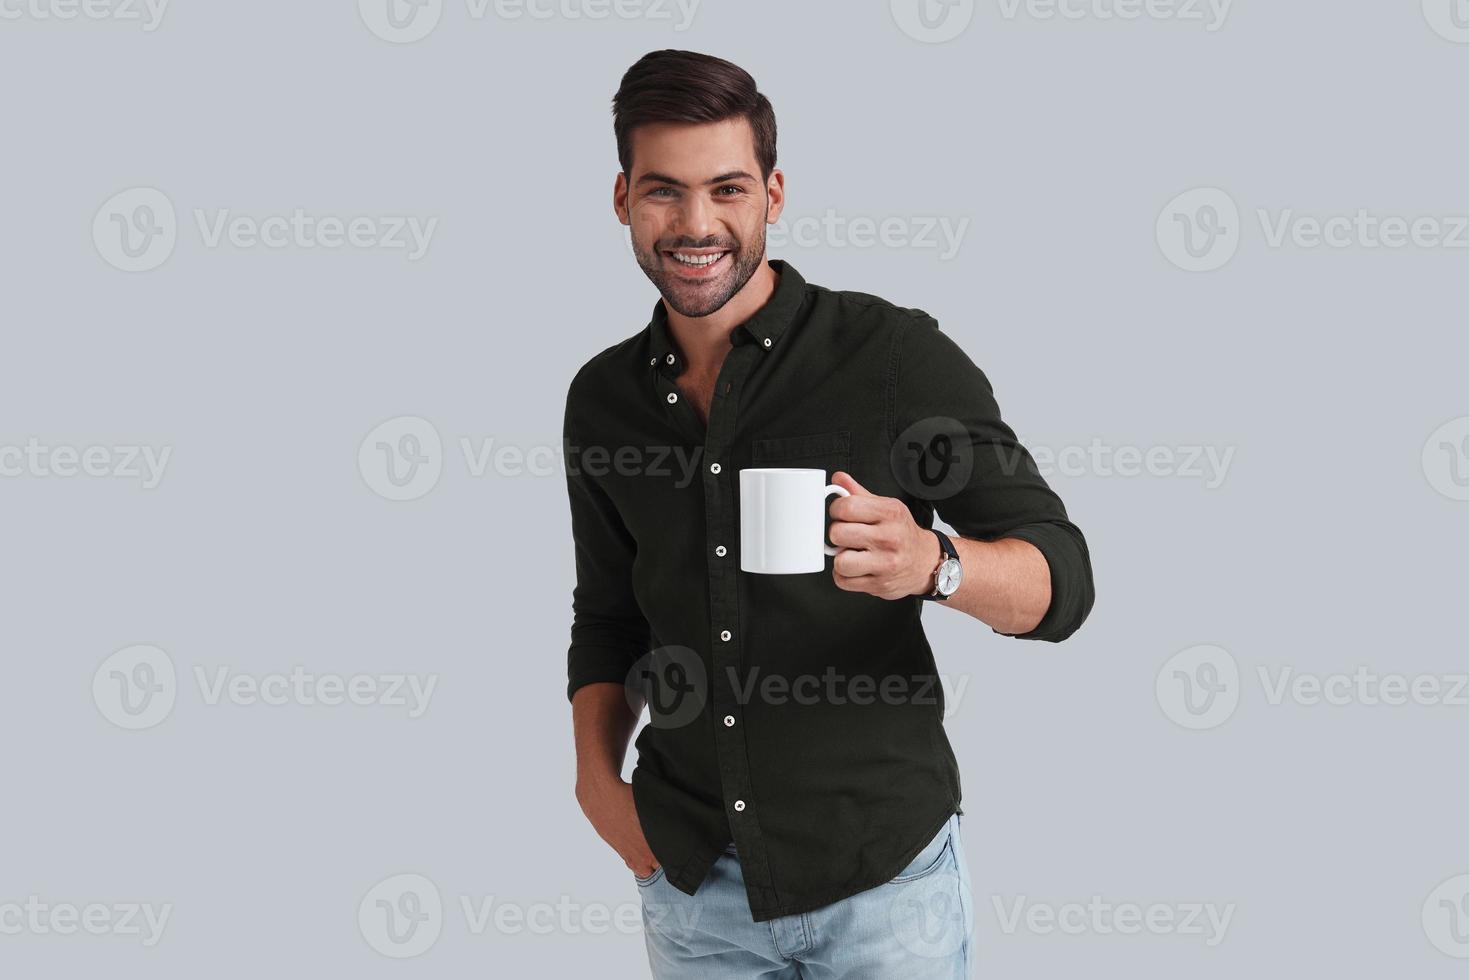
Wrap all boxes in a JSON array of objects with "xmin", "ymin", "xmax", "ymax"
[{"xmin": 920, "ymin": 529, "xmax": 963, "ymax": 601}]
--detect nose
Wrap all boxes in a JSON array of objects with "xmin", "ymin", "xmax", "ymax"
[{"xmin": 670, "ymin": 193, "xmax": 717, "ymax": 243}]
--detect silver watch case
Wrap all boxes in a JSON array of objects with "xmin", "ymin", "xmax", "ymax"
[{"xmin": 933, "ymin": 556, "xmax": 963, "ymax": 597}]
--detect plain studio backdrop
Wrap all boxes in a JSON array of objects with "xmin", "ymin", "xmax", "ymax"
[{"xmin": 2, "ymin": 1, "xmax": 1466, "ymax": 976}]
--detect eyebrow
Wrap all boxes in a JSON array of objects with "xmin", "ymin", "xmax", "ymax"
[{"xmin": 635, "ymin": 170, "xmax": 759, "ymax": 188}]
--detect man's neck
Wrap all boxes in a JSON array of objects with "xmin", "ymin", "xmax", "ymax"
[{"xmin": 665, "ymin": 259, "xmax": 779, "ymax": 377}]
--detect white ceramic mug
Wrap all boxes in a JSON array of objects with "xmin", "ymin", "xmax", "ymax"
[{"xmin": 739, "ymin": 468, "xmax": 850, "ymax": 574}]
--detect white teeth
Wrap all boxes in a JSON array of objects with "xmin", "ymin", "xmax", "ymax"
[{"xmin": 672, "ymin": 251, "xmax": 726, "ymax": 267}]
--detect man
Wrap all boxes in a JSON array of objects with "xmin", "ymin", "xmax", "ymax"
[{"xmin": 565, "ymin": 49, "xmax": 1095, "ymax": 979}]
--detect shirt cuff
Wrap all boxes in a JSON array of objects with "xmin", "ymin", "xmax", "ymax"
[
  {"xmin": 567, "ymin": 645, "xmax": 641, "ymax": 702},
  {"xmin": 987, "ymin": 521, "xmax": 1095, "ymax": 643}
]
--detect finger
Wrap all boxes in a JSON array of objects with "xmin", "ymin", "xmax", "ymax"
[
  {"xmin": 832, "ymin": 569, "xmax": 881, "ymax": 594},
  {"xmin": 829, "ymin": 492, "xmax": 896, "ymax": 525},
  {"xmin": 828, "ymin": 519, "xmax": 883, "ymax": 551},
  {"xmin": 833, "ymin": 547, "xmax": 884, "ymax": 580},
  {"xmin": 830, "ymin": 470, "xmax": 872, "ymax": 496}
]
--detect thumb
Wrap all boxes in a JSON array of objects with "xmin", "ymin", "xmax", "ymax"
[{"xmin": 831, "ymin": 470, "xmax": 873, "ymax": 496}]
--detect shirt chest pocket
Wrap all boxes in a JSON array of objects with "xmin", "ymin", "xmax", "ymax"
[
  {"xmin": 750, "ymin": 428, "xmax": 851, "ymax": 474},
  {"xmin": 743, "ymin": 428, "xmax": 853, "ymax": 584}
]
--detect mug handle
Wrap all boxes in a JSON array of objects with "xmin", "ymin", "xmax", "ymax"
[{"xmin": 823, "ymin": 484, "xmax": 851, "ymax": 557}]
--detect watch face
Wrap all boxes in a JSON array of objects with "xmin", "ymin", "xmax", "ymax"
[{"xmin": 937, "ymin": 558, "xmax": 962, "ymax": 595}]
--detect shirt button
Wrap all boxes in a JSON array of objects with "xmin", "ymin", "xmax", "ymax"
[
  {"xmin": 666, "ymin": 392, "xmax": 678, "ymax": 404},
  {"xmin": 715, "ymin": 545, "xmax": 727, "ymax": 557},
  {"xmin": 720, "ymin": 629, "xmax": 731, "ymax": 641},
  {"xmin": 734, "ymin": 800, "xmax": 746, "ymax": 812},
  {"xmin": 666, "ymin": 353, "xmax": 676, "ymax": 365},
  {"xmin": 724, "ymin": 714, "xmax": 735, "ymax": 726},
  {"xmin": 710, "ymin": 462, "xmax": 722, "ymax": 474},
  {"xmin": 762, "ymin": 338, "xmax": 772, "ymax": 348}
]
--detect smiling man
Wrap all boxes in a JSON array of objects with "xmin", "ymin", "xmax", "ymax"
[{"xmin": 565, "ymin": 49, "xmax": 1095, "ymax": 980}]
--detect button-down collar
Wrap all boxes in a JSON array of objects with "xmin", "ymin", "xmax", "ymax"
[{"xmin": 647, "ymin": 258, "xmax": 807, "ymax": 375}]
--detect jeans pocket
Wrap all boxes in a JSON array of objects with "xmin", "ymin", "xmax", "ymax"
[
  {"xmin": 634, "ymin": 864, "xmax": 665, "ymax": 887},
  {"xmin": 888, "ymin": 814, "xmax": 955, "ymax": 884}
]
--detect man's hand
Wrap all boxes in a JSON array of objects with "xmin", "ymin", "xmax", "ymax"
[
  {"xmin": 575, "ymin": 774, "xmax": 660, "ymax": 878},
  {"xmin": 827, "ymin": 471, "xmax": 941, "ymax": 600}
]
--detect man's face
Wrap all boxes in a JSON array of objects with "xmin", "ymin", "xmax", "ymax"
[{"xmin": 618, "ymin": 117, "xmax": 781, "ymax": 319}]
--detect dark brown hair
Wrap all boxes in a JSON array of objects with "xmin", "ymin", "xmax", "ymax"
[{"xmin": 612, "ymin": 49, "xmax": 777, "ymax": 183}]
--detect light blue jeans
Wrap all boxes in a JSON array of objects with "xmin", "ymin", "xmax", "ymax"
[{"xmin": 635, "ymin": 812, "xmax": 972, "ymax": 979}]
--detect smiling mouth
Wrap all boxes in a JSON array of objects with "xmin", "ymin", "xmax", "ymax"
[{"xmin": 665, "ymin": 249, "xmax": 731, "ymax": 277}]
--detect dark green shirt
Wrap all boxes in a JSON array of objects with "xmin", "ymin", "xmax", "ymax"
[{"xmin": 563, "ymin": 258, "xmax": 1094, "ymax": 922}]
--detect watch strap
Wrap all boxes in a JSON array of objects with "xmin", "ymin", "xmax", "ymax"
[{"xmin": 920, "ymin": 529, "xmax": 959, "ymax": 601}]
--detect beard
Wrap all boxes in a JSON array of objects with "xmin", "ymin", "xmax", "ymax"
[{"xmin": 631, "ymin": 218, "xmax": 768, "ymax": 319}]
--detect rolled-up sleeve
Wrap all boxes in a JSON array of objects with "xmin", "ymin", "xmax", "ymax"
[
  {"xmin": 892, "ymin": 317, "xmax": 1095, "ymax": 642},
  {"xmin": 563, "ymin": 387, "xmax": 651, "ymax": 701}
]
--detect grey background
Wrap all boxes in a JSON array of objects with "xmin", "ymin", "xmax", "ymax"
[{"xmin": 3, "ymin": 0, "xmax": 1466, "ymax": 975}]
